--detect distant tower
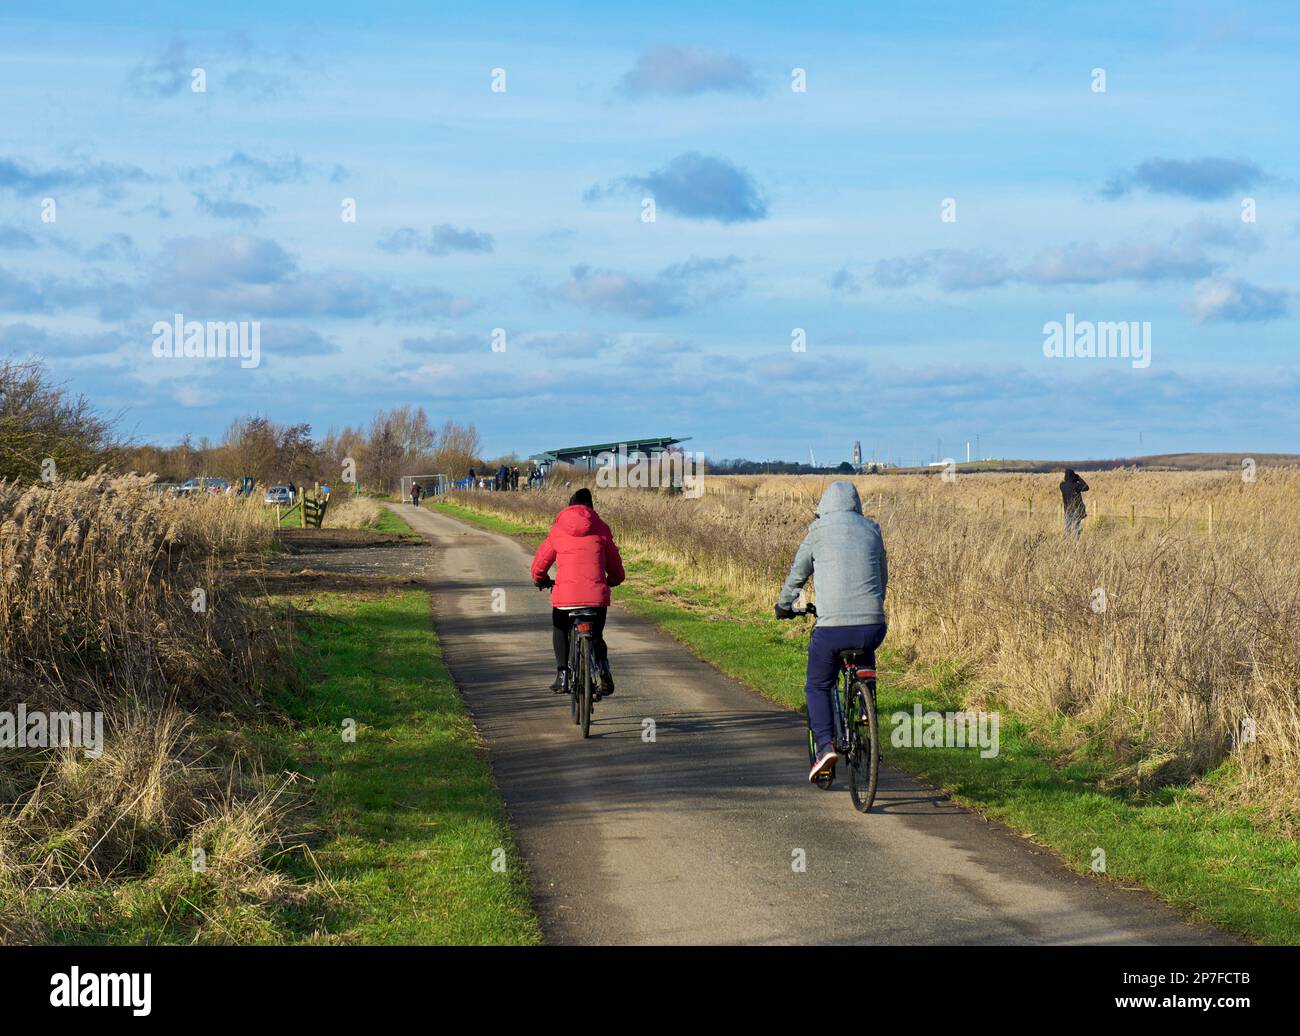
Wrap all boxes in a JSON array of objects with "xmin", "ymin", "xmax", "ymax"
[{"xmin": 852, "ymin": 441, "xmax": 862, "ymax": 466}]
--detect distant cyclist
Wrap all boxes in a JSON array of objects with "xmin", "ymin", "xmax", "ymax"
[
  {"xmin": 531, "ymin": 488, "xmax": 625, "ymax": 696},
  {"xmin": 775, "ymin": 481, "xmax": 887, "ymax": 783}
]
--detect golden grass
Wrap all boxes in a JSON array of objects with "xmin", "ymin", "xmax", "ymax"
[
  {"xmin": 321, "ymin": 494, "xmax": 384, "ymax": 529},
  {"xmin": 0, "ymin": 474, "xmax": 279, "ymax": 711},
  {"xmin": 0, "ymin": 475, "xmax": 301, "ymax": 942},
  {"xmin": 456, "ymin": 467, "xmax": 1300, "ymax": 821}
]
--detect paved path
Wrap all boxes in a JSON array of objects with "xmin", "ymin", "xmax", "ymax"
[{"xmin": 391, "ymin": 502, "xmax": 1233, "ymax": 946}]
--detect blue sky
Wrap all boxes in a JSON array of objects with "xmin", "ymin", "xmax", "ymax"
[{"xmin": 1, "ymin": 1, "xmax": 1296, "ymax": 464}]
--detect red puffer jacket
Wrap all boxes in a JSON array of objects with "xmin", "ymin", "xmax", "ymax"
[{"xmin": 530, "ymin": 504, "xmax": 625, "ymax": 607}]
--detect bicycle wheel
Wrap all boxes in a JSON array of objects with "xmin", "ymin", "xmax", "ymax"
[
  {"xmin": 568, "ymin": 629, "xmax": 581, "ymax": 724},
  {"xmin": 568, "ymin": 664, "xmax": 580, "ymax": 725},
  {"xmin": 847, "ymin": 681, "xmax": 880, "ymax": 812},
  {"xmin": 579, "ymin": 640, "xmax": 594, "ymax": 739}
]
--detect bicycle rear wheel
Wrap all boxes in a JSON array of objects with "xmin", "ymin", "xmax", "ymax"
[
  {"xmin": 568, "ymin": 665, "xmax": 580, "ymax": 724},
  {"xmin": 568, "ymin": 629, "xmax": 581, "ymax": 724},
  {"xmin": 847, "ymin": 681, "xmax": 880, "ymax": 813},
  {"xmin": 579, "ymin": 640, "xmax": 594, "ymax": 739}
]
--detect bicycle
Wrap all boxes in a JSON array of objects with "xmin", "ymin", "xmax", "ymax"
[
  {"xmin": 788, "ymin": 603, "xmax": 881, "ymax": 813},
  {"xmin": 537, "ymin": 577, "xmax": 599, "ymax": 739}
]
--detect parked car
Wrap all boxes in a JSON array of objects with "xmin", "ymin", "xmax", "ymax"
[
  {"xmin": 264, "ymin": 485, "xmax": 296, "ymax": 505},
  {"xmin": 178, "ymin": 477, "xmax": 230, "ymax": 496}
]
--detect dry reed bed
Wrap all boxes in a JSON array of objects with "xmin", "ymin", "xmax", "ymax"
[
  {"xmin": 321, "ymin": 494, "xmax": 384, "ymax": 529},
  {"xmin": 0, "ymin": 475, "xmax": 299, "ymax": 942},
  {"xmin": 454, "ymin": 469, "xmax": 1300, "ymax": 820}
]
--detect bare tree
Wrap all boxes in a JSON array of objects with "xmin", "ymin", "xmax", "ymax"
[
  {"xmin": 366, "ymin": 413, "xmax": 403, "ymax": 492},
  {"xmin": 433, "ymin": 419, "xmax": 482, "ymax": 478},
  {"xmin": 0, "ymin": 359, "xmax": 116, "ymax": 482}
]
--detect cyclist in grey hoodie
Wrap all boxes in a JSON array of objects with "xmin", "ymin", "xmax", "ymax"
[{"xmin": 775, "ymin": 481, "xmax": 887, "ymax": 782}]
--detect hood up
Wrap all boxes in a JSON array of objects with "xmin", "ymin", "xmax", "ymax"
[
  {"xmin": 555, "ymin": 504, "xmax": 597, "ymax": 536},
  {"xmin": 817, "ymin": 480, "xmax": 863, "ymax": 516}
]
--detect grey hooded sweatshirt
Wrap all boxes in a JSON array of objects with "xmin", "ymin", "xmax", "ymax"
[{"xmin": 777, "ymin": 481, "xmax": 887, "ymax": 627}]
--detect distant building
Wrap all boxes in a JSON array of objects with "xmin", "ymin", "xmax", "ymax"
[{"xmin": 853, "ymin": 441, "xmax": 861, "ymax": 466}]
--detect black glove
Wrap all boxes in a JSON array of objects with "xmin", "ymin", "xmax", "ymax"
[
  {"xmin": 535, "ymin": 576, "xmax": 554, "ymax": 590},
  {"xmin": 774, "ymin": 602, "xmax": 795, "ymax": 620}
]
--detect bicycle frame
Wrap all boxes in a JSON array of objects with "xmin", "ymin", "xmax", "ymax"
[
  {"xmin": 829, "ymin": 667, "xmax": 848, "ymax": 750},
  {"xmin": 567, "ymin": 618, "xmax": 594, "ymax": 680},
  {"xmin": 833, "ymin": 658, "xmax": 877, "ymax": 753}
]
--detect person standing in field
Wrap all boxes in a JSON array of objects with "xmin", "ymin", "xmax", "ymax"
[
  {"xmin": 774, "ymin": 481, "xmax": 888, "ymax": 783},
  {"xmin": 1060, "ymin": 469, "xmax": 1089, "ymax": 538}
]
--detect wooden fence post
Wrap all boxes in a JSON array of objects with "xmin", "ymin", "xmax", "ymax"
[{"xmin": 1208, "ymin": 502, "xmax": 1214, "ymax": 535}]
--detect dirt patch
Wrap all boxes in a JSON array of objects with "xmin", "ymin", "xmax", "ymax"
[
  {"xmin": 274, "ymin": 528, "xmax": 423, "ymax": 553},
  {"xmin": 245, "ymin": 568, "xmax": 423, "ymax": 597},
  {"xmin": 237, "ymin": 537, "xmax": 441, "ymax": 600}
]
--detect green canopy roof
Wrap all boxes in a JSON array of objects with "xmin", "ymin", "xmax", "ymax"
[{"xmin": 531, "ymin": 436, "xmax": 690, "ymax": 466}]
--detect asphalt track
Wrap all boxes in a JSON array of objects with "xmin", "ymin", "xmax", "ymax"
[{"xmin": 392, "ymin": 502, "xmax": 1233, "ymax": 946}]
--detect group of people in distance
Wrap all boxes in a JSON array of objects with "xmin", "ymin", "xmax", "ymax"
[{"xmin": 465, "ymin": 464, "xmax": 542, "ymax": 491}]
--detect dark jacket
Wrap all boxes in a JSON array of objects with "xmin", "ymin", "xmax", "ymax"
[{"xmin": 1060, "ymin": 470, "xmax": 1089, "ymax": 520}]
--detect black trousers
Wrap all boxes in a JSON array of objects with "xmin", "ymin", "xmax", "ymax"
[{"xmin": 552, "ymin": 607, "xmax": 608, "ymax": 668}]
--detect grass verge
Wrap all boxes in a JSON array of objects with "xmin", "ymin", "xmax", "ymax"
[
  {"xmin": 269, "ymin": 587, "xmax": 541, "ymax": 944},
  {"xmin": 372, "ymin": 506, "xmax": 415, "ymax": 533},
  {"xmin": 430, "ymin": 498, "xmax": 1300, "ymax": 945},
  {"xmin": 23, "ymin": 583, "xmax": 541, "ymax": 945}
]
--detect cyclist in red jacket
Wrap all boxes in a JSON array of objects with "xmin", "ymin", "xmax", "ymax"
[{"xmin": 531, "ymin": 488, "xmax": 625, "ymax": 695}]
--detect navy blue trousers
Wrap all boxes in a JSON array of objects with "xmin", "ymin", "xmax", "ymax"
[{"xmin": 805, "ymin": 623, "xmax": 887, "ymax": 750}]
